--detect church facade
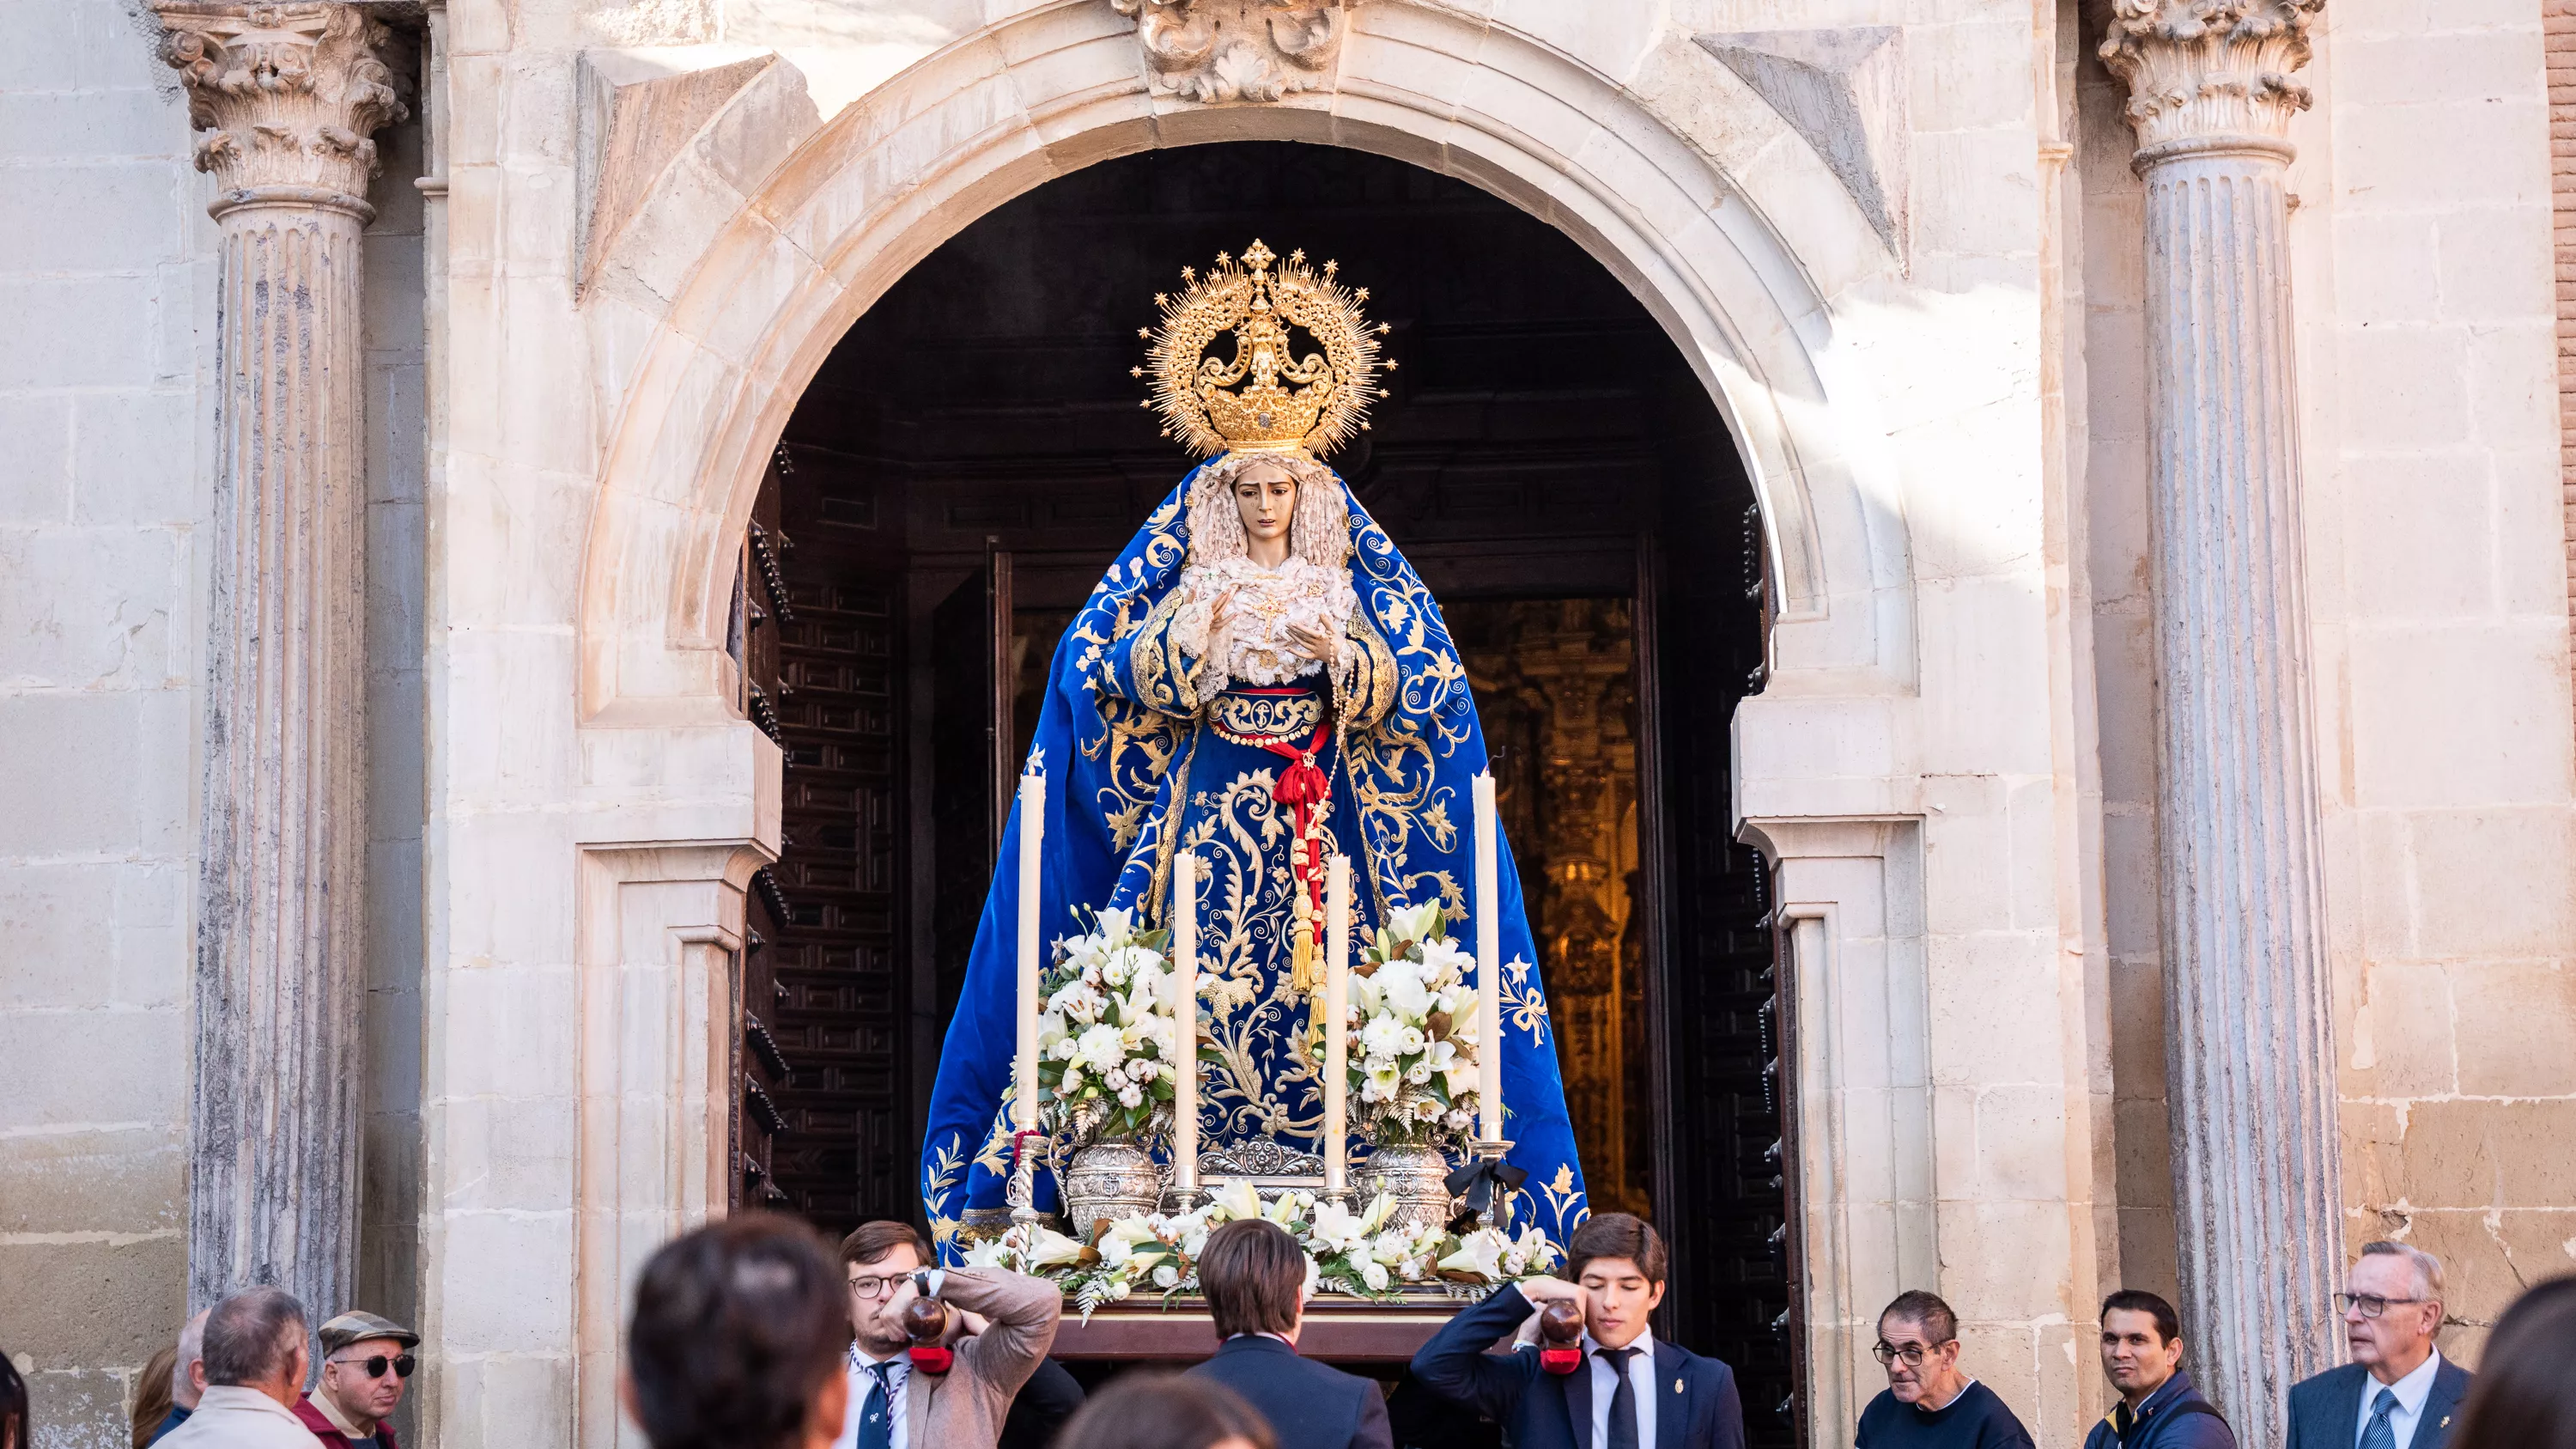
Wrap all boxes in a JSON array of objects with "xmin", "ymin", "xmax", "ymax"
[{"xmin": 4, "ymin": 3, "xmax": 2573, "ymax": 1449}]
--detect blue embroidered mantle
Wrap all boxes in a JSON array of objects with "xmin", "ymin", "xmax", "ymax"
[{"xmin": 920, "ymin": 460, "xmax": 1589, "ymax": 1251}]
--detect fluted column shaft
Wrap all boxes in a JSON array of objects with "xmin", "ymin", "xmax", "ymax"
[
  {"xmin": 156, "ymin": 2, "xmax": 403, "ymax": 1317},
  {"xmin": 2102, "ymin": 3, "xmax": 2342, "ymax": 1440}
]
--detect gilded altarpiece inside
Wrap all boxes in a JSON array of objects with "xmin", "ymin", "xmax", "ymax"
[{"xmin": 1451, "ymin": 600, "xmax": 1651, "ymax": 1219}]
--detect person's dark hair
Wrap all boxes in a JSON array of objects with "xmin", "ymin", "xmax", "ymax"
[
  {"xmin": 2100, "ymin": 1289, "xmax": 2182, "ymax": 1346},
  {"xmin": 0, "ymin": 1343, "xmax": 28, "ymax": 1449},
  {"xmin": 131, "ymin": 1343, "xmax": 177, "ymax": 1449},
  {"xmin": 2452, "ymin": 1275, "xmax": 2576, "ymax": 1449},
  {"xmin": 202, "ymin": 1287, "xmax": 307, "ymax": 1387},
  {"xmin": 837, "ymin": 1220, "xmax": 933, "ymax": 1270},
  {"xmin": 1565, "ymin": 1213, "xmax": 1668, "ymax": 1286},
  {"xmin": 1198, "ymin": 1218, "xmax": 1305, "ymax": 1339},
  {"xmin": 1052, "ymin": 1372, "xmax": 1277, "ymax": 1449},
  {"xmin": 627, "ymin": 1214, "xmax": 848, "ymax": 1449},
  {"xmin": 1879, "ymin": 1290, "xmax": 1959, "ymax": 1346}
]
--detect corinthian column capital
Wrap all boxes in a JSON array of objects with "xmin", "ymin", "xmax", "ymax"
[
  {"xmin": 153, "ymin": 2, "xmax": 407, "ymax": 221},
  {"xmin": 2098, "ymin": 0, "xmax": 2324, "ymax": 161}
]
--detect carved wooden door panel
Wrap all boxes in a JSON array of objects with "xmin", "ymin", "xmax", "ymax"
[
  {"xmin": 1650, "ymin": 499, "xmax": 1796, "ymax": 1444},
  {"xmin": 735, "ymin": 450, "xmax": 910, "ymax": 1236},
  {"xmin": 927, "ymin": 544, "xmax": 1012, "ymax": 1032}
]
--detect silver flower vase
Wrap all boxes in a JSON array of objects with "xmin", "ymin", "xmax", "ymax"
[
  {"xmin": 1062, "ymin": 1139, "xmax": 1163, "ymax": 1239},
  {"xmin": 1352, "ymin": 1143, "xmax": 1453, "ymax": 1234}
]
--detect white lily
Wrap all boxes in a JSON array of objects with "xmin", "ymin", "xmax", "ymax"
[
  {"xmin": 1096, "ymin": 906, "xmax": 1134, "ymax": 944},
  {"xmin": 1437, "ymin": 1228, "xmax": 1507, "ymax": 1281},
  {"xmin": 1212, "ymin": 1178, "xmax": 1261, "ymax": 1222},
  {"xmin": 1022, "ymin": 1225, "xmax": 1087, "ymax": 1269}
]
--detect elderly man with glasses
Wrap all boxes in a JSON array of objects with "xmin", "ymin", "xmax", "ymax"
[
  {"xmin": 293, "ymin": 1312, "xmax": 416, "ymax": 1449},
  {"xmin": 1854, "ymin": 1291, "xmax": 2035, "ymax": 1449},
  {"xmin": 2286, "ymin": 1243, "xmax": 2475, "ymax": 1449}
]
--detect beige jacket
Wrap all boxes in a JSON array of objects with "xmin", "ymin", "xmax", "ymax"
[
  {"xmin": 902, "ymin": 1268, "xmax": 1062, "ymax": 1449},
  {"xmin": 160, "ymin": 1388, "xmax": 316, "ymax": 1449}
]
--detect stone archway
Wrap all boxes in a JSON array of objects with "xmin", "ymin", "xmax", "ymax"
[
  {"xmin": 546, "ymin": 11, "xmax": 1940, "ymax": 1449},
  {"xmin": 572, "ymin": 4, "xmax": 1918, "ymax": 733}
]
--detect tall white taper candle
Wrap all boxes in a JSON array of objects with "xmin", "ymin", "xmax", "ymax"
[
  {"xmin": 1473, "ymin": 771, "xmax": 1504, "ymax": 1142},
  {"xmin": 1173, "ymin": 853, "xmax": 1200, "ymax": 1194},
  {"xmin": 1324, "ymin": 854, "xmax": 1352, "ymax": 1195},
  {"xmin": 1015, "ymin": 767, "xmax": 1046, "ymax": 1133}
]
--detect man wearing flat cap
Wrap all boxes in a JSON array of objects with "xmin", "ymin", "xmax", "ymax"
[{"xmin": 294, "ymin": 1313, "xmax": 416, "ymax": 1449}]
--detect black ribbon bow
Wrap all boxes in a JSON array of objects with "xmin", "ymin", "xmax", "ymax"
[{"xmin": 1444, "ymin": 1155, "xmax": 1528, "ymax": 1234}]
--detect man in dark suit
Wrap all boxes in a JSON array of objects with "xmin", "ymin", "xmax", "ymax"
[
  {"xmin": 2286, "ymin": 1242, "xmax": 2473, "ymax": 1449},
  {"xmin": 1185, "ymin": 1217, "xmax": 1393, "ymax": 1449},
  {"xmin": 1407, "ymin": 1212, "xmax": 1746, "ymax": 1449}
]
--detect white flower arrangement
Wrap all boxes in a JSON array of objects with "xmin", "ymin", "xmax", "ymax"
[
  {"xmin": 1037, "ymin": 907, "xmax": 1183, "ymax": 1144},
  {"xmin": 1336, "ymin": 901, "xmax": 1485, "ymax": 1148},
  {"xmin": 963, "ymin": 1178, "xmax": 1558, "ymax": 1321}
]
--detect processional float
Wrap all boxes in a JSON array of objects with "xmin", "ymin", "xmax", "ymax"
[{"xmin": 919, "ymin": 241, "xmax": 1589, "ymax": 1350}]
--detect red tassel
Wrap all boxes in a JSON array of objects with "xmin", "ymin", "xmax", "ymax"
[
  {"xmin": 1262, "ymin": 725, "xmax": 1335, "ymax": 953},
  {"xmin": 908, "ymin": 1345, "xmax": 954, "ymax": 1374},
  {"xmin": 1540, "ymin": 1346, "xmax": 1583, "ymax": 1376}
]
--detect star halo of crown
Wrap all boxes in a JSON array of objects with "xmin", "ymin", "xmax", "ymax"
[{"xmin": 1133, "ymin": 239, "xmax": 1394, "ymax": 459}]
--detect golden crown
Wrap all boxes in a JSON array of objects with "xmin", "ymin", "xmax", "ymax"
[{"xmin": 1133, "ymin": 240, "xmax": 1393, "ymax": 457}]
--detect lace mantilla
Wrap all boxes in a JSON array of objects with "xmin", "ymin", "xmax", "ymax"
[{"xmin": 1172, "ymin": 556, "xmax": 1357, "ymax": 690}]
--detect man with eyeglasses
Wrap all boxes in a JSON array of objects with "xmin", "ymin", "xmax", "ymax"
[
  {"xmin": 2285, "ymin": 1242, "xmax": 2474, "ymax": 1449},
  {"xmin": 292, "ymin": 1312, "xmax": 416, "ymax": 1449},
  {"xmin": 831, "ymin": 1219, "xmax": 1061, "ymax": 1449},
  {"xmin": 1853, "ymin": 1291, "xmax": 2034, "ymax": 1449}
]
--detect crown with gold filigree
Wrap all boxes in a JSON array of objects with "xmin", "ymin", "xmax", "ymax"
[{"xmin": 1132, "ymin": 240, "xmax": 1394, "ymax": 458}]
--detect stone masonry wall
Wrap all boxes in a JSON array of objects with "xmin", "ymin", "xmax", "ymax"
[
  {"xmin": 2308, "ymin": 0, "xmax": 2576, "ymax": 1361},
  {"xmin": 0, "ymin": 7, "xmax": 430, "ymax": 1447},
  {"xmin": 0, "ymin": 3, "xmax": 209, "ymax": 1441},
  {"xmin": 2086, "ymin": 0, "xmax": 2576, "ymax": 1367}
]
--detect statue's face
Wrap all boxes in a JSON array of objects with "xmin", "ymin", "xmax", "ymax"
[{"xmin": 1231, "ymin": 465, "xmax": 1297, "ymax": 547}]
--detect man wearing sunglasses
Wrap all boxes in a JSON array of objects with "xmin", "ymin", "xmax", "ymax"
[
  {"xmin": 293, "ymin": 1312, "xmax": 416, "ymax": 1449},
  {"xmin": 2286, "ymin": 1243, "xmax": 2474, "ymax": 1449}
]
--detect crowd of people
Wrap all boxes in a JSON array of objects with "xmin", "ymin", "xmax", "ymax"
[{"xmin": 5, "ymin": 1216, "xmax": 2573, "ymax": 1449}]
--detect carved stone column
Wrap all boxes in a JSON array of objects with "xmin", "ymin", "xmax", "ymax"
[
  {"xmin": 2099, "ymin": 3, "xmax": 2343, "ymax": 1434},
  {"xmin": 155, "ymin": 1, "xmax": 404, "ymax": 1315}
]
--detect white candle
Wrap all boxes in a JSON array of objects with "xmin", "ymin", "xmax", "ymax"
[
  {"xmin": 1323, "ymin": 854, "xmax": 1351, "ymax": 1195},
  {"xmin": 1015, "ymin": 767, "xmax": 1046, "ymax": 1133},
  {"xmin": 1173, "ymin": 853, "xmax": 1199, "ymax": 1194},
  {"xmin": 1473, "ymin": 771, "xmax": 1503, "ymax": 1142}
]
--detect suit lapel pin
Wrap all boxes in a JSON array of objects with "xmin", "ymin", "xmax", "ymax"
[
  {"xmin": 1674, "ymin": 1379, "xmax": 1684, "ymax": 1393},
  {"xmin": 2440, "ymin": 1416, "xmax": 2451, "ymax": 1428}
]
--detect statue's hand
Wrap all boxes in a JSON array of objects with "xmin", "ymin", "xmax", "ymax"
[
  {"xmin": 1286, "ymin": 622, "xmax": 1334, "ymax": 661},
  {"xmin": 1208, "ymin": 587, "xmax": 1238, "ymax": 641}
]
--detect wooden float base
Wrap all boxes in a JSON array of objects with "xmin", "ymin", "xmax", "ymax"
[{"xmin": 1046, "ymin": 1294, "xmax": 1475, "ymax": 1364}]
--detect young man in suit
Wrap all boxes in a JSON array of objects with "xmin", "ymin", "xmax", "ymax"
[
  {"xmin": 834, "ymin": 1219, "xmax": 1062, "ymax": 1449},
  {"xmin": 1183, "ymin": 1217, "xmax": 1394, "ymax": 1449},
  {"xmin": 1408, "ymin": 1212, "xmax": 1746, "ymax": 1449},
  {"xmin": 2286, "ymin": 1243, "xmax": 2474, "ymax": 1449},
  {"xmin": 2082, "ymin": 1290, "xmax": 2234, "ymax": 1449}
]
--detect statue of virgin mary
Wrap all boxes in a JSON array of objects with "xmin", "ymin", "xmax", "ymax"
[{"xmin": 920, "ymin": 241, "xmax": 1589, "ymax": 1252}]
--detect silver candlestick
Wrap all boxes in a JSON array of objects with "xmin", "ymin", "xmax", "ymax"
[{"xmin": 1470, "ymin": 1137, "xmax": 1516, "ymax": 1228}]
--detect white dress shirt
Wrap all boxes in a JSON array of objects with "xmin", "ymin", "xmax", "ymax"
[
  {"xmin": 2354, "ymin": 1350, "xmax": 2445, "ymax": 1449},
  {"xmin": 1583, "ymin": 1329, "xmax": 1658, "ymax": 1449},
  {"xmin": 834, "ymin": 1344, "xmax": 911, "ymax": 1449}
]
